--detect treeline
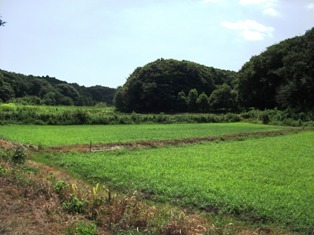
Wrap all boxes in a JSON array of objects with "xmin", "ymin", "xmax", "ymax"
[
  {"xmin": 0, "ymin": 70, "xmax": 116, "ymax": 106},
  {"xmin": 115, "ymin": 28, "xmax": 314, "ymax": 113}
]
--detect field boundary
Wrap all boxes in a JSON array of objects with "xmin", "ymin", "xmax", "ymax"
[
  {"xmin": 0, "ymin": 128, "xmax": 311, "ymax": 153},
  {"xmin": 44, "ymin": 128, "xmax": 310, "ymax": 152}
]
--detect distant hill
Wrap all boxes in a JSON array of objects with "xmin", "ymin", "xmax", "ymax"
[
  {"xmin": 0, "ymin": 70, "xmax": 116, "ymax": 106},
  {"xmin": 115, "ymin": 28, "xmax": 314, "ymax": 113},
  {"xmin": 238, "ymin": 27, "xmax": 314, "ymax": 111},
  {"xmin": 114, "ymin": 59, "xmax": 238, "ymax": 113}
]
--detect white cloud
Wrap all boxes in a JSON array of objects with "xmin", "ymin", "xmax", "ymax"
[
  {"xmin": 263, "ymin": 8, "xmax": 280, "ymax": 16},
  {"xmin": 202, "ymin": 0, "xmax": 221, "ymax": 3},
  {"xmin": 307, "ymin": 3, "xmax": 314, "ymax": 10},
  {"xmin": 240, "ymin": 0, "xmax": 280, "ymax": 17},
  {"xmin": 221, "ymin": 19, "xmax": 274, "ymax": 41},
  {"xmin": 239, "ymin": 0, "xmax": 276, "ymax": 6}
]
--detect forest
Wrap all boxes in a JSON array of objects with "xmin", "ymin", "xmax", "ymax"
[
  {"xmin": 0, "ymin": 70, "xmax": 116, "ymax": 106},
  {"xmin": 115, "ymin": 28, "xmax": 314, "ymax": 113},
  {"xmin": 1, "ymin": 28, "xmax": 313, "ymax": 114}
]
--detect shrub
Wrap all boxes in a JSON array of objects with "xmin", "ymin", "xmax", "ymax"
[
  {"xmin": 260, "ymin": 113, "xmax": 270, "ymax": 124},
  {"xmin": 12, "ymin": 146, "xmax": 27, "ymax": 164}
]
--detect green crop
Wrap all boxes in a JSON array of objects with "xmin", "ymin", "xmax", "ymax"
[
  {"xmin": 34, "ymin": 131, "xmax": 314, "ymax": 232},
  {"xmin": 0, "ymin": 123, "xmax": 290, "ymax": 146}
]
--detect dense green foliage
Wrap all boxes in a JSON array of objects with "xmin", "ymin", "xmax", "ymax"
[
  {"xmin": 238, "ymin": 28, "xmax": 314, "ymax": 111},
  {"xmin": 0, "ymin": 123, "xmax": 289, "ymax": 146},
  {"xmin": 34, "ymin": 132, "xmax": 314, "ymax": 233},
  {"xmin": 1, "ymin": 103, "xmax": 313, "ymax": 126},
  {"xmin": 1, "ymin": 28, "xmax": 313, "ymax": 115},
  {"xmin": 0, "ymin": 69, "xmax": 116, "ymax": 105},
  {"xmin": 114, "ymin": 59, "xmax": 237, "ymax": 113},
  {"xmin": 115, "ymin": 28, "xmax": 314, "ymax": 113}
]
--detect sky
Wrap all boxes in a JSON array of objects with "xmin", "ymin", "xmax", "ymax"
[{"xmin": 0, "ymin": 0, "xmax": 313, "ymax": 88}]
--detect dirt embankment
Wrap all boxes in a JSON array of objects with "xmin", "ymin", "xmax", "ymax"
[{"xmin": 0, "ymin": 162, "xmax": 110, "ymax": 235}]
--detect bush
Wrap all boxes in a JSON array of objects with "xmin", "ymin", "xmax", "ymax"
[
  {"xmin": 12, "ymin": 146, "xmax": 27, "ymax": 164},
  {"xmin": 260, "ymin": 113, "xmax": 270, "ymax": 124}
]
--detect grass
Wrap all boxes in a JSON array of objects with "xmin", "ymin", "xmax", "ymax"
[
  {"xmin": 33, "ymin": 131, "xmax": 314, "ymax": 233},
  {"xmin": 0, "ymin": 122, "xmax": 292, "ymax": 146},
  {"xmin": 0, "ymin": 103, "xmax": 115, "ymax": 113}
]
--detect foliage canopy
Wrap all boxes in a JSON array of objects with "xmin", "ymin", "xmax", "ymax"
[{"xmin": 0, "ymin": 70, "xmax": 116, "ymax": 106}]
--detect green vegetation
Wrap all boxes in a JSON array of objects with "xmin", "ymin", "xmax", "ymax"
[
  {"xmin": 34, "ymin": 131, "xmax": 314, "ymax": 233},
  {"xmin": 0, "ymin": 147, "xmax": 259, "ymax": 234},
  {"xmin": 0, "ymin": 69, "xmax": 116, "ymax": 106},
  {"xmin": 114, "ymin": 58, "xmax": 237, "ymax": 113},
  {"xmin": 1, "ymin": 103, "xmax": 313, "ymax": 126},
  {"xmin": 0, "ymin": 123, "xmax": 290, "ymax": 146},
  {"xmin": 115, "ymin": 28, "xmax": 314, "ymax": 113},
  {"xmin": 238, "ymin": 28, "xmax": 314, "ymax": 111}
]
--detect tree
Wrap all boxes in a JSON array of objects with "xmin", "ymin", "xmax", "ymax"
[
  {"xmin": 197, "ymin": 92, "xmax": 209, "ymax": 112},
  {"xmin": 209, "ymin": 83, "xmax": 236, "ymax": 112},
  {"xmin": 237, "ymin": 28, "xmax": 314, "ymax": 111},
  {"xmin": 176, "ymin": 90, "xmax": 188, "ymax": 112},
  {"xmin": 187, "ymin": 89, "xmax": 199, "ymax": 112}
]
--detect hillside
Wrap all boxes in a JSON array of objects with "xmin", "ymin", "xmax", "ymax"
[
  {"xmin": 114, "ymin": 59, "xmax": 237, "ymax": 113},
  {"xmin": 1, "ymin": 28, "xmax": 313, "ymax": 112},
  {"xmin": 115, "ymin": 28, "xmax": 314, "ymax": 113},
  {"xmin": 0, "ymin": 70, "xmax": 116, "ymax": 106},
  {"xmin": 238, "ymin": 28, "xmax": 314, "ymax": 111}
]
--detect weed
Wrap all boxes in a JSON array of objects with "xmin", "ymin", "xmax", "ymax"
[
  {"xmin": 66, "ymin": 221, "xmax": 97, "ymax": 235},
  {"xmin": 0, "ymin": 164, "xmax": 7, "ymax": 176},
  {"xmin": 62, "ymin": 196, "xmax": 87, "ymax": 214},
  {"xmin": 54, "ymin": 180, "xmax": 68, "ymax": 194}
]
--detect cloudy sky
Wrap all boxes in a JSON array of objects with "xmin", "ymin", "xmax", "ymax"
[{"xmin": 0, "ymin": 0, "xmax": 313, "ymax": 88}]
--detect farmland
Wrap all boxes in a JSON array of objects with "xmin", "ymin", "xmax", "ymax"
[
  {"xmin": 1, "ymin": 121, "xmax": 313, "ymax": 233},
  {"xmin": 30, "ymin": 128, "xmax": 314, "ymax": 233},
  {"xmin": 0, "ymin": 122, "xmax": 292, "ymax": 146}
]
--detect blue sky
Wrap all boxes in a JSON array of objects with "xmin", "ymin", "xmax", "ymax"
[{"xmin": 0, "ymin": 0, "xmax": 313, "ymax": 88}]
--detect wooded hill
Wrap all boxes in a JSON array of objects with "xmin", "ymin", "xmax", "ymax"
[
  {"xmin": 1, "ymin": 28, "xmax": 313, "ymax": 112},
  {"xmin": 0, "ymin": 70, "xmax": 116, "ymax": 106},
  {"xmin": 115, "ymin": 28, "xmax": 314, "ymax": 113}
]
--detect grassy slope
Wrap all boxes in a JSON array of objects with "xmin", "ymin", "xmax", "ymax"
[
  {"xmin": 34, "ymin": 131, "xmax": 314, "ymax": 232},
  {"xmin": 0, "ymin": 123, "xmax": 291, "ymax": 146}
]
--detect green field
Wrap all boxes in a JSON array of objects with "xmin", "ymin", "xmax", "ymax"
[
  {"xmin": 33, "ymin": 131, "xmax": 314, "ymax": 232},
  {"xmin": 0, "ymin": 123, "xmax": 291, "ymax": 146}
]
